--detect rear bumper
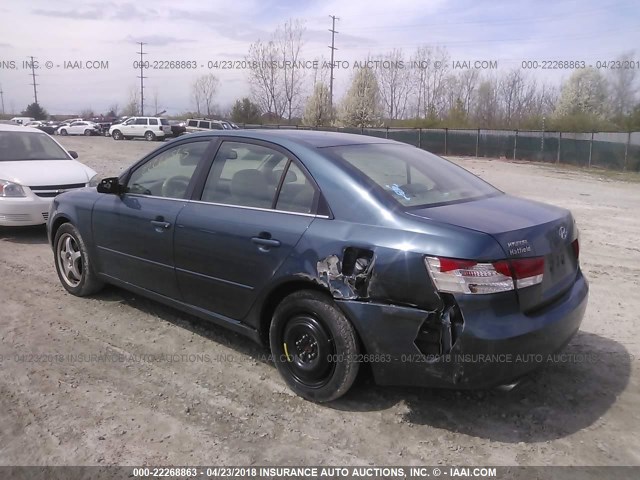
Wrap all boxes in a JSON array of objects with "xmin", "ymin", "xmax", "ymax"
[
  {"xmin": 337, "ymin": 271, "xmax": 589, "ymax": 388},
  {"xmin": 0, "ymin": 196, "xmax": 52, "ymax": 226}
]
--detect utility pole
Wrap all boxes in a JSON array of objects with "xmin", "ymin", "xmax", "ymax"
[
  {"xmin": 328, "ymin": 15, "xmax": 339, "ymax": 121},
  {"xmin": 0, "ymin": 83, "xmax": 5, "ymax": 115},
  {"xmin": 137, "ymin": 42, "xmax": 147, "ymax": 116},
  {"xmin": 28, "ymin": 56, "xmax": 39, "ymax": 104}
]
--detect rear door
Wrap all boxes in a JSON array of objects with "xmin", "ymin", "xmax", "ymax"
[
  {"xmin": 174, "ymin": 139, "xmax": 319, "ymax": 322},
  {"xmin": 92, "ymin": 139, "xmax": 214, "ymax": 297}
]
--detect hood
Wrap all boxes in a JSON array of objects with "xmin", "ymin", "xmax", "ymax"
[{"xmin": 0, "ymin": 160, "xmax": 96, "ymax": 187}]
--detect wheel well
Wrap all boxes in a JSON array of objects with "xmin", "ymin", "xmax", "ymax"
[
  {"xmin": 258, "ymin": 280, "xmax": 329, "ymax": 345},
  {"xmin": 50, "ymin": 216, "xmax": 70, "ymax": 245},
  {"xmin": 145, "ymin": 130, "xmax": 155, "ymax": 136}
]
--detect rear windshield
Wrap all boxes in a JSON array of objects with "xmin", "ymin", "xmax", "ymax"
[
  {"xmin": 0, "ymin": 131, "xmax": 70, "ymax": 161},
  {"xmin": 326, "ymin": 144, "xmax": 500, "ymax": 208}
]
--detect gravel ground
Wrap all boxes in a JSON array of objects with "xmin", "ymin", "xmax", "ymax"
[{"xmin": 0, "ymin": 135, "xmax": 638, "ymax": 466}]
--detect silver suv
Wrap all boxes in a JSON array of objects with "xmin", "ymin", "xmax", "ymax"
[
  {"xmin": 185, "ymin": 118, "xmax": 230, "ymax": 133},
  {"xmin": 109, "ymin": 117, "xmax": 171, "ymax": 141}
]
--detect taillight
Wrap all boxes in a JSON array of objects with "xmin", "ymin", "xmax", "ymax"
[
  {"xmin": 571, "ymin": 238, "xmax": 579, "ymax": 260},
  {"xmin": 425, "ymin": 256, "xmax": 544, "ymax": 295}
]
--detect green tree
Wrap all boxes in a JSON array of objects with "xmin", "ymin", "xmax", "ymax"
[
  {"xmin": 230, "ymin": 97, "xmax": 262, "ymax": 124},
  {"xmin": 22, "ymin": 102, "xmax": 48, "ymax": 120}
]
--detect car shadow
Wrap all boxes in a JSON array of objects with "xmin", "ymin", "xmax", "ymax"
[
  {"xmin": 87, "ymin": 287, "xmax": 632, "ymax": 443},
  {"xmin": 333, "ymin": 331, "xmax": 632, "ymax": 443},
  {"xmin": 0, "ymin": 225, "xmax": 49, "ymax": 244},
  {"xmin": 92, "ymin": 286, "xmax": 270, "ymax": 360}
]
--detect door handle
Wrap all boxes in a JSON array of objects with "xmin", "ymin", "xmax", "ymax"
[
  {"xmin": 251, "ymin": 237, "xmax": 281, "ymax": 248},
  {"xmin": 150, "ymin": 220, "xmax": 171, "ymax": 229}
]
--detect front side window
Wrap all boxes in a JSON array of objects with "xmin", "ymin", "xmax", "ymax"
[
  {"xmin": 126, "ymin": 141, "xmax": 210, "ymax": 199},
  {"xmin": 327, "ymin": 144, "xmax": 501, "ymax": 208},
  {"xmin": 0, "ymin": 132, "xmax": 70, "ymax": 161}
]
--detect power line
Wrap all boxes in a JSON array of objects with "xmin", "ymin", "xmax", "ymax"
[
  {"xmin": 137, "ymin": 42, "xmax": 147, "ymax": 116},
  {"xmin": 28, "ymin": 56, "xmax": 39, "ymax": 105},
  {"xmin": 328, "ymin": 15, "xmax": 339, "ymax": 120}
]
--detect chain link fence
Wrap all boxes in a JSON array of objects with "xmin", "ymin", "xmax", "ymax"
[{"xmin": 241, "ymin": 124, "xmax": 640, "ymax": 172}]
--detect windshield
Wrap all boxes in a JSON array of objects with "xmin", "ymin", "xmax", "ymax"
[
  {"xmin": 327, "ymin": 144, "xmax": 501, "ymax": 208},
  {"xmin": 0, "ymin": 131, "xmax": 71, "ymax": 161}
]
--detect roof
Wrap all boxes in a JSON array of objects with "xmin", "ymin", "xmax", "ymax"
[
  {"xmin": 186, "ymin": 128, "xmax": 399, "ymax": 148},
  {"xmin": 0, "ymin": 123, "xmax": 44, "ymax": 133}
]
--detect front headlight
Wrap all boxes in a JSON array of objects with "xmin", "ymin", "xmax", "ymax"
[
  {"xmin": 0, "ymin": 179, "xmax": 26, "ymax": 197},
  {"xmin": 87, "ymin": 174, "xmax": 100, "ymax": 187}
]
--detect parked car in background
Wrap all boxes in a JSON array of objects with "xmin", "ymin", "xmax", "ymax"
[
  {"xmin": 10, "ymin": 117, "xmax": 35, "ymax": 125},
  {"xmin": 46, "ymin": 130, "xmax": 588, "ymax": 402},
  {"xmin": 109, "ymin": 116, "xmax": 171, "ymax": 141},
  {"xmin": 24, "ymin": 121, "xmax": 57, "ymax": 135},
  {"xmin": 57, "ymin": 121, "xmax": 102, "ymax": 136},
  {"xmin": 0, "ymin": 124, "xmax": 97, "ymax": 226},
  {"xmin": 168, "ymin": 120, "xmax": 187, "ymax": 137},
  {"xmin": 185, "ymin": 118, "xmax": 227, "ymax": 133}
]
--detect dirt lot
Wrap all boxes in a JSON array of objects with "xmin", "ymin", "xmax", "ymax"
[{"xmin": 0, "ymin": 136, "xmax": 638, "ymax": 467}]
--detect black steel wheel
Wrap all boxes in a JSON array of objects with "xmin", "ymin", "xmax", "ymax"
[{"xmin": 270, "ymin": 290, "xmax": 360, "ymax": 402}]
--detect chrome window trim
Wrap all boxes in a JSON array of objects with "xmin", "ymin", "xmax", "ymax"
[{"xmin": 123, "ymin": 193, "xmax": 329, "ymax": 218}]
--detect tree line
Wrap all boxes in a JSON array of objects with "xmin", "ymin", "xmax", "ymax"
[{"xmin": 242, "ymin": 20, "xmax": 640, "ymax": 132}]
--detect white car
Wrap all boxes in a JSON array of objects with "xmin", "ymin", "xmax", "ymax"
[
  {"xmin": 9, "ymin": 117, "xmax": 35, "ymax": 125},
  {"xmin": 0, "ymin": 124, "xmax": 98, "ymax": 226},
  {"xmin": 57, "ymin": 121, "xmax": 101, "ymax": 136},
  {"xmin": 109, "ymin": 116, "xmax": 171, "ymax": 141}
]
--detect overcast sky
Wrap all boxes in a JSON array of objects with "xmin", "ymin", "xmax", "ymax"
[{"xmin": 0, "ymin": 0, "xmax": 638, "ymax": 116}]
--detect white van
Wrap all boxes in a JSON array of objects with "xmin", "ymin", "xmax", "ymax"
[{"xmin": 10, "ymin": 117, "xmax": 35, "ymax": 125}]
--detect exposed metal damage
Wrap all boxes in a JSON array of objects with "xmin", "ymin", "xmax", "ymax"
[
  {"xmin": 316, "ymin": 248, "xmax": 375, "ymax": 300},
  {"xmin": 316, "ymin": 249, "xmax": 465, "ymax": 362}
]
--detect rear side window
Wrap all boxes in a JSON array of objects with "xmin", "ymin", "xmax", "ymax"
[
  {"xmin": 198, "ymin": 121, "xmax": 210, "ymax": 129},
  {"xmin": 275, "ymin": 162, "xmax": 316, "ymax": 214},
  {"xmin": 160, "ymin": 119, "xmax": 169, "ymax": 125},
  {"xmin": 148, "ymin": 118, "xmax": 158, "ymax": 125},
  {"xmin": 201, "ymin": 141, "xmax": 288, "ymax": 208}
]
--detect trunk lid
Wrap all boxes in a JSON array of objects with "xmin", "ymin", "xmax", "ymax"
[{"xmin": 408, "ymin": 194, "xmax": 579, "ymax": 311}]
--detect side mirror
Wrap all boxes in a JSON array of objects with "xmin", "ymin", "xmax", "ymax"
[
  {"xmin": 68, "ymin": 150, "xmax": 78, "ymax": 159},
  {"xmin": 97, "ymin": 177, "xmax": 121, "ymax": 194}
]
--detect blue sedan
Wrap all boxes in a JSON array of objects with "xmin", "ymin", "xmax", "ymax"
[{"xmin": 47, "ymin": 130, "xmax": 588, "ymax": 402}]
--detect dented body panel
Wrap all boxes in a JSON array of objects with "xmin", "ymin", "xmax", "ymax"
[{"xmin": 48, "ymin": 129, "xmax": 589, "ymax": 390}]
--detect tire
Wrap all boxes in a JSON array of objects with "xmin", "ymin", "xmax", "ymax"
[
  {"xmin": 145, "ymin": 131, "xmax": 156, "ymax": 141},
  {"xmin": 269, "ymin": 290, "xmax": 360, "ymax": 402},
  {"xmin": 84, "ymin": 129, "xmax": 92, "ymax": 136},
  {"xmin": 60, "ymin": 129, "xmax": 68, "ymax": 136},
  {"xmin": 112, "ymin": 130, "xmax": 123, "ymax": 140},
  {"xmin": 53, "ymin": 223, "xmax": 104, "ymax": 296}
]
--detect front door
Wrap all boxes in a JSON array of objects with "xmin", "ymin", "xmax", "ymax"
[{"xmin": 92, "ymin": 139, "xmax": 213, "ymax": 298}]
